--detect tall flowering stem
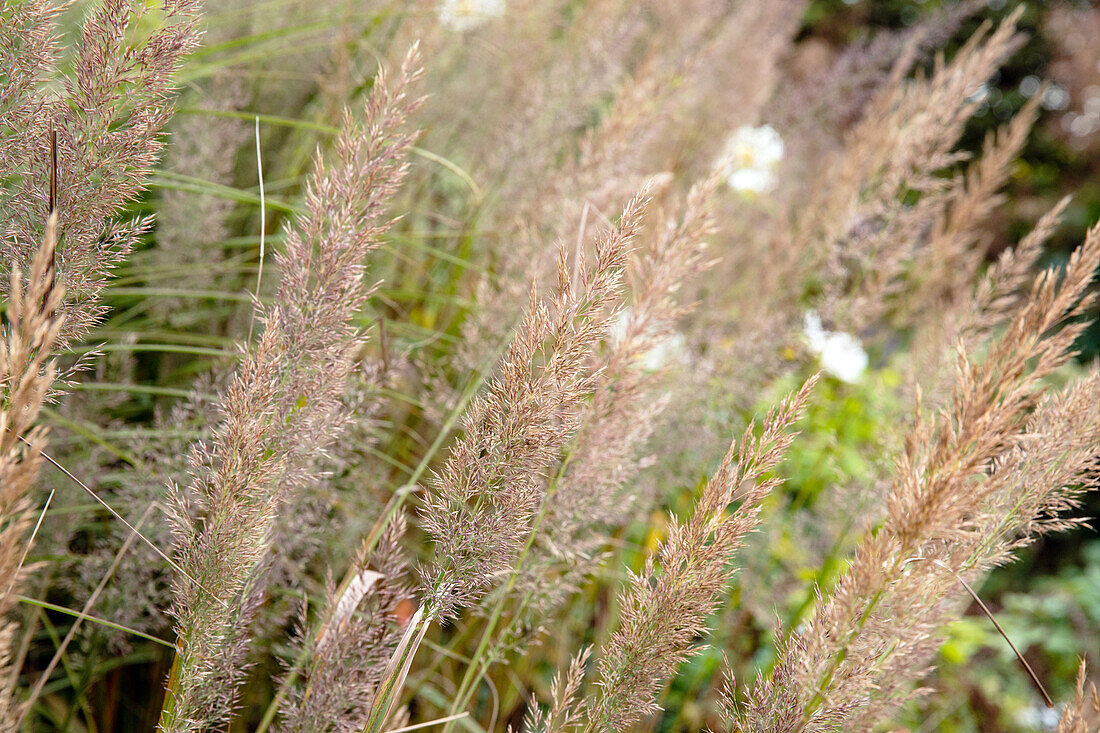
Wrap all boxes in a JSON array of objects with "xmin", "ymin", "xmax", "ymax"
[
  {"xmin": 581, "ymin": 378, "xmax": 816, "ymax": 732},
  {"xmin": 158, "ymin": 49, "xmax": 422, "ymax": 732},
  {"xmin": 1, "ymin": 0, "xmax": 203, "ymax": 347},
  {"xmin": 358, "ymin": 190, "xmax": 651, "ymax": 733},
  {"xmin": 420, "ymin": 190, "xmax": 650, "ymax": 621},
  {"xmin": 0, "ymin": 216, "xmax": 63, "ymax": 728}
]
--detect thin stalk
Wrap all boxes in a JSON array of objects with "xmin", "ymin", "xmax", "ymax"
[
  {"xmin": 933, "ymin": 559, "xmax": 1052, "ymax": 707},
  {"xmin": 4, "ymin": 491, "xmax": 53, "ymax": 599},
  {"xmin": 248, "ymin": 115, "xmax": 266, "ymax": 344},
  {"xmin": 12, "ymin": 597, "xmax": 174, "ymax": 649},
  {"xmin": 389, "ymin": 713, "xmax": 469, "ymax": 733}
]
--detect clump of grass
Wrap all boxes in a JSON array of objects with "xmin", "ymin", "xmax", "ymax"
[{"xmin": 2, "ymin": 2, "xmax": 1100, "ymax": 732}]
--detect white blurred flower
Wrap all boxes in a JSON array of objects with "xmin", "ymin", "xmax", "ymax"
[
  {"xmin": 609, "ymin": 307, "xmax": 689, "ymax": 372},
  {"xmin": 1041, "ymin": 83, "xmax": 1070, "ymax": 111},
  {"xmin": 1019, "ymin": 74, "xmax": 1041, "ymax": 98},
  {"xmin": 438, "ymin": 0, "xmax": 505, "ymax": 31},
  {"xmin": 803, "ymin": 311, "xmax": 868, "ymax": 384},
  {"xmin": 715, "ymin": 124, "xmax": 784, "ymax": 195}
]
